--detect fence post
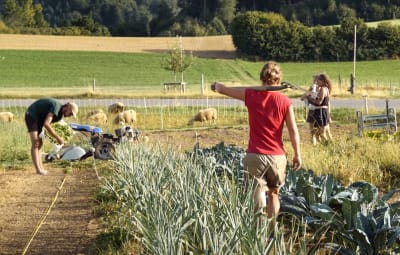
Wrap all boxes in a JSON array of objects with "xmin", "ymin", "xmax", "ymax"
[
  {"xmin": 92, "ymin": 79, "xmax": 96, "ymax": 93},
  {"xmin": 160, "ymin": 107, "xmax": 164, "ymax": 130},
  {"xmin": 363, "ymin": 95, "xmax": 368, "ymax": 114},
  {"xmin": 201, "ymin": 74, "xmax": 205, "ymax": 96}
]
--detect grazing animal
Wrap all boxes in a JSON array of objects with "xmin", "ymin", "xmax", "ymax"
[
  {"xmin": 108, "ymin": 102, "xmax": 125, "ymax": 114},
  {"xmin": 87, "ymin": 111, "xmax": 108, "ymax": 124},
  {"xmin": 188, "ymin": 108, "xmax": 217, "ymax": 125},
  {"xmin": 0, "ymin": 112, "xmax": 14, "ymax": 122},
  {"xmin": 86, "ymin": 108, "xmax": 105, "ymax": 118},
  {"xmin": 113, "ymin": 109, "xmax": 137, "ymax": 125}
]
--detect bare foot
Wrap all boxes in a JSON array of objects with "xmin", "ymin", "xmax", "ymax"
[{"xmin": 37, "ymin": 170, "xmax": 48, "ymax": 175}]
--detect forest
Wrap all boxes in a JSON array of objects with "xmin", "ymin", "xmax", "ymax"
[{"xmin": 0, "ymin": 0, "xmax": 399, "ymax": 37}]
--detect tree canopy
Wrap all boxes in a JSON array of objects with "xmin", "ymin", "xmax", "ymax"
[{"xmin": 0, "ymin": 0, "xmax": 399, "ymax": 37}]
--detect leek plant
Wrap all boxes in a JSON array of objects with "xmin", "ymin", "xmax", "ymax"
[
  {"xmin": 98, "ymin": 141, "xmax": 400, "ymax": 254},
  {"xmin": 97, "ymin": 142, "xmax": 302, "ymax": 254}
]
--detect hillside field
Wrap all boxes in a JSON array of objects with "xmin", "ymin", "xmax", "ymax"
[{"xmin": 0, "ymin": 34, "xmax": 399, "ymax": 98}]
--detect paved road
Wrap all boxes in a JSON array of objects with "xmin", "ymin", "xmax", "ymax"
[{"xmin": 1, "ymin": 98, "xmax": 400, "ymax": 109}]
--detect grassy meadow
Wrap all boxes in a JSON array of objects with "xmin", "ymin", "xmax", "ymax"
[{"xmin": 0, "ymin": 49, "xmax": 399, "ymax": 98}]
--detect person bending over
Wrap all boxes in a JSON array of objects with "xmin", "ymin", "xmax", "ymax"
[{"xmin": 25, "ymin": 98, "xmax": 78, "ymax": 175}]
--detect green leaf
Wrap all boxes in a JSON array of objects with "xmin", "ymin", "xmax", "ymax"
[
  {"xmin": 348, "ymin": 181, "xmax": 378, "ymax": 204},
  {"xmin": 310, "ymin": 203, "xmax": 336, "ymax": 221},
  {"xmin": 381, "ymin": 188, "xmax": 400, "ymax": 202},
  {"xmin": 324, "ymin": 242, "xmax": 357, "ymax": 255},
  {"xmin": 303, "ymin": 183, "xmax": 319, "ymax": 205},
  {"xmin": 342, "ymin": 199, "xmax": 362, "ymax": 230},
  {"xmin": 280, "ymin": 195, "xmax": 310, "ymax": 217},
  {"xmin": 347, "ymin": 228, "xmax": 372, "ymax": 255},
  {"xmin": 328, "ymin": 190, "xmax": 354, "ymax": 207},
  {"xmin": 320, "ymin": 174, "xmax": 335, "ymax": 202}
]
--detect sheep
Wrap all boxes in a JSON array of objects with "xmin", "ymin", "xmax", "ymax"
[
  {"xmin": 0, "ymin": 112, "xmax": 14, "ymax": 122},
  {"xmin": 87, "ymin": 111, "xmax": 108, "ymax": 124},
  {"xmin": 86, "ymin": 108, "xmax": 105, "ymax": 118},
  {"xmin": 108, "ymin": 102, "xmax": 125, "ymax": 114},
  {"xmin": 188, "ymin": 108, "xmax": 217, "ymax": 125},
  {"xmin": 113, "ymin": 109, "xmax": 137, "ymax": 125}
]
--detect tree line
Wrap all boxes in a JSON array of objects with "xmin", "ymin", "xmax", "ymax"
[
  {"xmin": 0, "ymin": 0, "xmax": 399, "ymax": 37},
  {"xmin": 232, "ymin": 11, "xmax": 400, "ymax": 61},
  {"xmin": 0, "ymin": 0, "xmax": 399, "ymax": 61}
]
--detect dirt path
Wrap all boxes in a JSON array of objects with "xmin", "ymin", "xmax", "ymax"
[{"xmin": 0, "ymin": 166, "xmax": 100, "ymax": 255}]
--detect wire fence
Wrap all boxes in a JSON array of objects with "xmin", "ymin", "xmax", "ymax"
[
  {"xmin": 1, "ymin": 97, "xmax": 400, "ymax": 132},
  {"xmin": 0, "ymin": 98, "xmax": 311, "ymax": 131}
]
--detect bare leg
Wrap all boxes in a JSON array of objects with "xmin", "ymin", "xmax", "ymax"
[
  {"xmin": 266, "ymin": 188, "xmax": 280, "ymax": 218},
  {"xmin": 253, "ymin": 184, "xmax": 267, "ymax": 214},
  {"xmin": 316, "ymin": 127, "xmax": 323, "ymax": 142},
  {"xmin": 309, "ymin": 123, "xmax": 317, "ymax": 145},
  {"xmin": 29, "ymin": 131, "xmax": 47, "ymax": 175},
  {"xmin": 319, "ymin": 125, "xmax": 332, "ymax": 142},
  {"xmin": 320, "ymin": 128, "xmax": 325, "ymax": 141},
  {"xmin": 326, "ymin": 125, "xmax": 333, "ymax": 140},
  {"xmin": 253, "ymin": 183, "xmax": 268, "ymax": 229}
]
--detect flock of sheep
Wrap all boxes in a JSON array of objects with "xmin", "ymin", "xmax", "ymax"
[
  {"xmin": 0, "ymin": 104, "xmax": 218, "ymax": 127},
  {"xmin": 86, "ymin": 102, "xmax": 137, "ymax": 125},
  {"xmin": 87, "ymin": 103, "xmax": 218, "ymax": 126}
]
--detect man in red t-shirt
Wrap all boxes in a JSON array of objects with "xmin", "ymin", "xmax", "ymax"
[{"xmin": 211, "ymin": 61, "xmax": 301, "ymax": 219}]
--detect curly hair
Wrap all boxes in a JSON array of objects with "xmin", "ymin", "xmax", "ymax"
[
  {"xmin": 316, "ymin": 73, "xmax": 333, "ymax": 94},
  {"xmin": 259, "ymin": 61, "xmax": 282, "ymax": 85}
]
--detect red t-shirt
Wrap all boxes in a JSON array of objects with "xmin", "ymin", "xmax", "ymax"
[{"xmin": 245, "ymin": 89, "xmax": 292, "ymax": 155}]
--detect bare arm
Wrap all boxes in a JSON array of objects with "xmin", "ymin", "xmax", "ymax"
[
  {"xmin": 211, "ymin": 82, "xmax": 245, "ymax": 101},
  {"xmin": 300, "ymin": 86, "xmax": 313, "ymax": 101},
  {"xmin": 285, "ymin": 106, "xmax": 302, "ymax": 170},
  {"xmin": 307, "ymin": 87, "xmax": 328, "ymax": 106},
  {"xmin": 43, "ymin": 113, "xmax": 64, "ymax": 145}
]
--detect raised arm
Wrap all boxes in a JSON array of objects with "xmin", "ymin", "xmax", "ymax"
[{"xmin": 211, "ymin": 82, "xmax": 246, "ymax": 101}]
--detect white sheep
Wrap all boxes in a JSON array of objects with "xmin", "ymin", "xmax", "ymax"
[
  {"xmin": 87, "ymin": 111, "xmax": 108, "ymax": 124},
  {"xmin": 188, "ymin": 108, "xmax": 217, "ymax": 125},
  {"xmin": 113, "ymin": 109, "xmax": 137, "ymax": 125},
  {"xmin": 0, "ymin": 112, "xmax": 14, "ymax": 122},
  {"xmin": 86, "ymin": 108, "xmax": 105, "ymax": 118},
  {"xmin": 108, "ymin": 102, "xmax": 125, "ymax": 114}
]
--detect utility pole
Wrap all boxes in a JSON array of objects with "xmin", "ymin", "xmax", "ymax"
[{"xmin": 352, "ymin": 25, "xmax": 357, "ymax": 94}]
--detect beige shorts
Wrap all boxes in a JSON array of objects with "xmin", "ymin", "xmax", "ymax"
[{"xmin": 243, "ymin": 153, "xmax": 287, "ymax": 190}]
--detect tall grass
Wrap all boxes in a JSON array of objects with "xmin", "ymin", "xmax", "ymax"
[
  {"xmin": 0, "ymin": 110, "xmax": 31, "ymax": 170},
  {"xmin": 295, "ymin": 136, "xmax": 400, "ymax": 192}
]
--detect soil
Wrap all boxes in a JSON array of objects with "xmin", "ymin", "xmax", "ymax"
[
  {"xmin": 0, "ymin": 165, "xmax": 100, "ymax": 255},
  {"xmin": 0, "ymin": 124, "xmax": 396, "ymax": 254}
]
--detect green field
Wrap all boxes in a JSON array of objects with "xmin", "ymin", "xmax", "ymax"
[
  {"xmin": 366, "ymin": 18, "xmax": 400, "ymax": 27},
  {"xmin": 0, "ymin": 49, "xmax": 399, "ymax": 98}
]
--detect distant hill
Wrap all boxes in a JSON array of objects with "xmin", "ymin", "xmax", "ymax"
[{"xmin": 0, "ymin": 34, "xmax": 237, "ymax": 59}]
